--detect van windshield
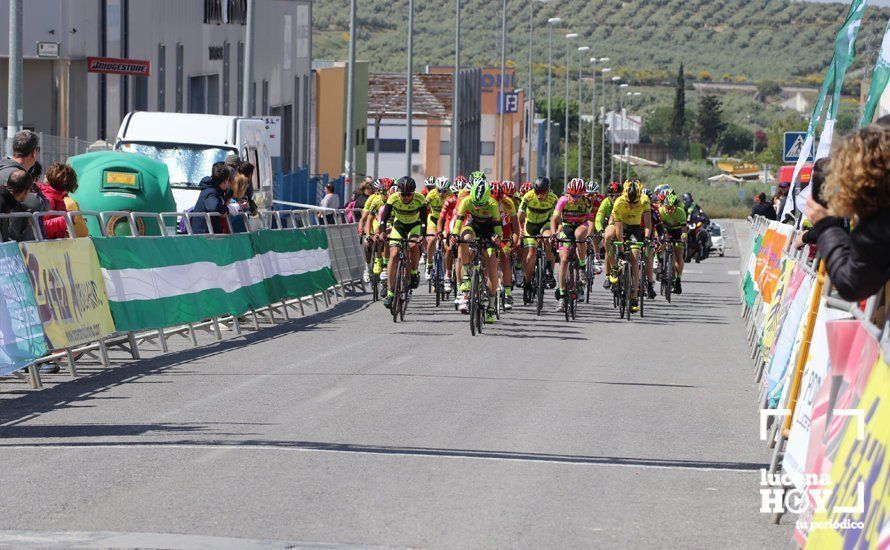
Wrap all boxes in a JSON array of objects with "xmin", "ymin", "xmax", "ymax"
[{"xmin": 118, "ymin": 142, "xmax": 235, "ymax": 187}]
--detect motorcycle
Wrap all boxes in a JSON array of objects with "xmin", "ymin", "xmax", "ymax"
[{"xmin": 684, "ymin": 218, "xmax": 712, "ymax": 263}]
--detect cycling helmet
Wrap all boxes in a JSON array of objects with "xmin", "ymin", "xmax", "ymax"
[
  {"xmin": 519, "ymin": 181, "xmax": 533, "ymax": 195},
  {"xmin": 623, "ymin": 179, "xmax": 642, "ymax": 203},
  {"xmin": 567, "ymin": 178, "xmax": 585, "ymax": 196},
  {"xmin": 654, "ymin": 183, "xmax": 670, "ymax": 195},
  {"xmin": 380, "ymin": 178, "xmax": 395, "ymax": 192},
  {"xmin": 435, "ymin": 176, "xmax": 450, "ymax": 192},
  {"xmin": 501, "ymin": 180, "xmax": 516, "ymax": 196},
  {"xmin": 372, "ymin": 179, "xmax": 385, "ymax": 192},
  {"xmin": 665, "ymin": 193, "xmax": 681, "ymax": 208},
  {"xmin": 585, "ymin": 180, "xmax": 600, "ymax": 194},
  {"xmin": 455, "ymin": 175, "xmax": 468, "ymax": 186},
  {"xmin": 682, "ymin": 192, "xmax": 693, "ymax": 209},
  {"xmin": 490, "ymin": 181, "xmax": 504, "ymax": 200},
  {"xmin": 533, "ymin": 176, "xmax": 551, "ymax": 192},
  {"xmin": 469, "ymin": 180, "xmax": 491, "ymax": 206},
  {"xmin": 397, "ymin": 176, "xmax": 417, "ymax": 194},
  {"xmin": 424, "ymin": 176, "xmax": 437, "ymax": 189},
  {"xmin": 470, "ymin": 170, "xmax": 486, "ymax": 184},
  {"xmin": 656, "ymin": 185, "xmax": 674, "ymax": 202},
  {"xmin": 449, "ymin": 182, "xmax": 461, "ymax": 194},
  {"xmin": 642, "ymin": 187, "xmax": 651, "ymax": 198},
  {"xmin": 607, "ymin": 181, "xmax": 621, "ymax": 195}
]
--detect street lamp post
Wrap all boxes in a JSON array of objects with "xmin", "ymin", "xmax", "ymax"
[
  {"xmin": 609, "ymin": 75, "xmax": 621, "ymax": 183},
  {"xmin": 452, "ymin": 0, "xmax": 461, "ymax": 180},
  {"xmin": 497, "ymin": 0, "xmax": 507, "ymax": 180},
  {"xmin": 545, "ymin": 17, "xmax": 560, "ymax": 180},
  {"xmin": 526, "ymin": 0, "xmax": 548, "ymax": 182},
  {"xmin": 618, "ymin": 82, "xmax": 628, "ymax": 182},
  {"xmin": 599, "ymin": 67, "xmax": 610, "ymax": 185},
  {"xmin": 563, "ymin": 33, "xmax": 577, "ymax": 184},
  {"xmin": 405, "ymin": 0, "xmax": 415, "ymax": 178},
  {"xmin": 344, "ymin": 0, "xmax": 357, "ymax": 195},
  {"xmin": 576, "ymin": 46, "xmax": 589, "ymax": 179}
]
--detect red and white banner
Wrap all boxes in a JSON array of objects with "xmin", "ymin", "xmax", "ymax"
[{"xmin": 87, "ymin": 57, "xmax": 151, "ymax": 77}]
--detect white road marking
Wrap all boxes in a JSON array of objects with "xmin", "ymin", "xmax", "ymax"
[
  {"xmin": 0, "ymin": 443, "xmax": 757, "ymax": 473},
  {"xmin": 727, "ymin": 270, "xmax": 740, "ymax": 276},
  {"xmin": 684, "ymin": 269, "xmax": 703, "ymax": 274}
]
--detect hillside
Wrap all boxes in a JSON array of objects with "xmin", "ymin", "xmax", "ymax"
[{"xmin": 313, "ymin": 0, "xmax": 890, "ymax": 86}]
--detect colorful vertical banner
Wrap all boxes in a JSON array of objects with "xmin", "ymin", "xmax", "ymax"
[
  {"xmin": 859, "ymin": 19, "xmax": 890, "ymax": 126},
  {"xmin": 19, "ymin": 239, "xmax": 116, "ymax": 350},
  {"xmin": 0, "ymin": 242, "xmax": 47, "ymax": 374}
]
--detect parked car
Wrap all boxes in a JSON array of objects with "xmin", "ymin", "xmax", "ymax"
[{"xmin": 708, "ymin": 222, "xmax": 725, "ymax": 257}]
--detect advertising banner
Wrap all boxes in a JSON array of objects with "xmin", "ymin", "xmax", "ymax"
[
  {"xmin": 93, "ymin": 229, "xmax": 335, "ymax": 331},
  {"xmin": 764, "ymin": 274, "xmax": 813, "ymax": 407},
  {"xmin": 19, "ymin": 239, "xmax": 115, "ymax": 350},
  {"xmin": 754, "ymin": 224, "xmax": 792, "ymax": 304},
  {"xmin": 0, "ymin": 242, "xmax": 47, "ymax": 374}
]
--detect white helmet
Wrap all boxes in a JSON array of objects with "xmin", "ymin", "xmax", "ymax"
[{"xmin": 435, "ymin": 176, "xmax": 450, "ymax": 192}]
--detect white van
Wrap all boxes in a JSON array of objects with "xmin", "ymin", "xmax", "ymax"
[{"xmin": 114, "ymin": 111, "xmax": 274, "ymax": 212}]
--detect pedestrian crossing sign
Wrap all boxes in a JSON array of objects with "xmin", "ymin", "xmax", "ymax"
[{"xmin": 783, "ymin": 132, "xmax": 813, "ymax": 163}]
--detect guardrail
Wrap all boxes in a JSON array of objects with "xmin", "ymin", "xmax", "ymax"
[
  {"xmin": 0, "ymin": 205, "xmax": 367, "ymax": 391},
  {"xmin": 739, "ymin": 215, "xmax": 887, "ymax": 546}
]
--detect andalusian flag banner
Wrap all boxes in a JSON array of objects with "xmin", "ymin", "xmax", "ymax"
[
  {"xmin": 860, "ymin": 19, "xmax": 890, "ymax": 126},
  {"xmin": 92, "ymin": 229, "xmax": 335, "ymax": 331}
]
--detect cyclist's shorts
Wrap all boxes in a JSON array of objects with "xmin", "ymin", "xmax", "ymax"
[
  {"xmin": 624, "ymin": 224, "xmax": 645, "ymax": 245},
  {"xmin": 461, "ymin": 220, "xmax": 497, "ymax": 241},
  {"xmin": 427, "ymin": 215, "xmax": 439, "ymax": 231},
  {"xmin": 558, "ymin": 223, "xmax": 586, "ymax": 251},
  {"xmin": 522, "ymin": 221, "xmax": 548, "ymax": 247},
  {"xmin": 371, "ymin": 219, "xmax": 380, "ymax": 234},
  {"xmin": 667, "ymin": 227, "xmax": 685, "ymax": 243},
  {"xmin": 389, "ymin": 220, "xmax": 423, "ymax": 245}
]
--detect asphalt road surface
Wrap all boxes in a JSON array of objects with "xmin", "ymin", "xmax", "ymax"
[{"xmin": 0, "ymin": 220, "xmax": 794, "ymax": 549}]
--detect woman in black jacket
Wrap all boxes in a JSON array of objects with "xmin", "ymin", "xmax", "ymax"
[
  {"xmin": 805, "ymin": 124, "xmax": 889, "ymax": 301},
  {"xmin": 191, "ymin": 162, "xmax": 232, "ymax": 234}
]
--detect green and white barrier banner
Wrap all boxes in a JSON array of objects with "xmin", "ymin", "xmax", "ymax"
[
  {"xmin": 860, "ymin": 18, "xmax": 890, "ymax": 126},
  {"xmin": 93, "ymin": 229, "xmax": 336, "ymax": 331}
]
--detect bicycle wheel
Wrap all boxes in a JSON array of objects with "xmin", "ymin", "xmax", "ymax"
[
  {"xmin": 563, "ymin": 265, "xmax": 572, "ymax": 322},
  {"xmin": 392, "ymin": 261, "xmax": 403, "ymax": 323},
  {"xmin": 571, "ymin": 263, "xmax": 579, "ymax": 320},
  {"xmin": 617, "ymin": 266, "xmax": 626, "ymax": 318},
  {"xmin": 535, "ymin": 250, "xmax": 546, "ymax": 316},
  {"xmin": 469, "ymin": 267, "xmax": 480, "ymax": 336},
  {"xmin": 371, "ymin": 272, "xmax": 379, "ymax": 302},
  {"xmin": 624, "ymin": 263, "xmax": 634, "ymax": 321},
  {"xmin": 638, "ymin": 258, "xmax": 647, "ymax": 319},
  {"xmin": 662, "ymin": 248, "xmax": 673, "ymax": 303},
  {"xmin": 585, "ymin": 261, "xmax": 593, "ymax": 304}
]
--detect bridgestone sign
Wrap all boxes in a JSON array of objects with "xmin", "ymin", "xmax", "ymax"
[{"xmin": 87, "ymin": 57, "xmax": 151, "ymax": 77}]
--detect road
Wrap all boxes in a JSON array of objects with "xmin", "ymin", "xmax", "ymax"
[{"xmin": 0, "ymin": 220, "xmax": 794, "ymax": 549}]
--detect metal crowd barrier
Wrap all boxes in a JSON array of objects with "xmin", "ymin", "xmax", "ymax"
[
  {"xmin": 738, "ymin": 215, "xmax": 888, "ymax": 526},
  {"xmin": 0, "ymin": 205, "xmax": 368, "ymax": 390}
]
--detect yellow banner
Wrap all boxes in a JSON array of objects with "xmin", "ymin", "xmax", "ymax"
[
  {"xmin": 19, "ymin": 238, "xmax": 115, "ymax": 349},
  {"xmin": 806, "ymin": 355, "xmax": 889, "ymax": 549}
]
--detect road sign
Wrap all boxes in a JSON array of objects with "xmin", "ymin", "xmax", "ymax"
[
  {"xmin": 36, "ymin": 42, "xmax": 59, "ymax": 58},
  {"xmin": 499, "ymin": 92, "xmax": 519, "ymax": 114},
  {"xmin": 783, "ymin": 132, "xmax": 813, "ymax": 163},
  {"xmin": 87, "ymin": 57, "xmax": 151, "ymax": 77}
]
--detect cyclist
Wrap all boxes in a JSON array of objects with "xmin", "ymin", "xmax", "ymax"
[
  {"xmin": 438, "ymin": 182, "xmax": 464, "ymax": 295},
  {"xmin": 519, "ymin": 181, "xmax": 533, "ymax": 197},
  {"xmin": 586, "ymin": 180, "xmax": 604, "ymax": 273},
  {"xmin": 492, "ymin": 181, "xmax": 521, "ymax": 310},
  {"xmin": 378, "ymin": 176, "xmax": 428, "ymax": 309},
  {"xmin": 424, "ymin": 176, "xmax": 452, "ymax": 280},
  {"xmin": 595, "ymin": 182, "xmax": 622, "ymax": 288},
  {"xmin": 518, "ymin": 176, "xmax": 559, "ymax": 294},
  {"xmin": 551, "ymin": 178, "xmax": 595, "ymax": 311},
  {"xmin": 422, "ymin": 176, "xmax": 436, "ymax": 197},
  {"xmin": 360, "ymin": 178, "xmax": 393, "ymax": 283},
  {"xmin": 659, "ymin": 192, "xmax": 687, "ymax": 294},
  {"xmin": 641, "ymin": 188, "xmax": 661, "ymax": 299},
  {"xmin": 606, "ymin": 179, "xmax": 652, "ymax": 312},
  {"xmin": 453, "ymin": 180, "xmax": 503, "ymax": 323}
]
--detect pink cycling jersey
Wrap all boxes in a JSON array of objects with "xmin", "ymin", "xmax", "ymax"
[{"xmin": 555, "ymin": 195, "xmax": 594, "ymax": 225}]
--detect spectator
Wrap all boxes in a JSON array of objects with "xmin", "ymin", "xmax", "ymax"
[
  {"xmin": 319, "ymin": 183, "xmax": 340, "ymax": 224},
  {"xmin": 0, "ymin": 130, "xmax": 48, "ymax": 240},
  {"xmin": 228, "ymin": 163, "xmax": 256, "ymax": 233},
  {"xmin": 751, "ymin": 192, "xmax": 777, "ymax": 220},
  {"xmin": 38, "ymin": 163, "xmax": 82, "ymax": 239},
  {"xmin": 772, "ymin": 181, "xmax": 790, "ymax": 217},
  {"xmin": 0, "ymin": 170, "xmax": 32, "ymax": 242},
  {"xmin": 225, "ymin": 153, "xmax": 241, "ymax": 171},
  {"xmin": 804, "ymin": 124, "xmax": 889, "ymax": 301},
  {"xmin": 191, "ymin": 162, "xmax": 232, "ymax": 234},
  {"xmin": 346, "ymin": 181, "xmax": 372, "ymax": 222}
]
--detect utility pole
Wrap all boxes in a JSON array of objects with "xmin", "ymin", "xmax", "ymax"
[
  {"xmin": 563, "ymin": 33, "xmax": 577, "ymax": 184},
  {"xmin": 576, "ymin": 46, "xmax": 589, "ymax": 179},
  {"xmin": 405, "ymin": 0, "xmax": 414, "ymax": 178},
  {"xmin": 241, "ymin": 0, "xmax": 255, "ymax": 117},
  {"xmin": 545, "ymin": 18, "xmax": 560, "ymax": 180},
  {"xmin": 497, "ymin": 0, "xmax": 507, "ymax": 180},
  {"xmin": 452, "ymin": 0, "xmax": 461, "ymax": 180},
  {"xmin": 526, "ymin": 0, "xmax": 534, "ymax": 181},
  {"xmin": 6, "ymin": 0, "xmax": 23, "ymax": 156},
  {"xmin": 600, "ymin": 67, "xmax": 610, "ymax": 185},
  {"xmin": 344, "ymin": 0, "xmax": 357, "ymax": 195}
]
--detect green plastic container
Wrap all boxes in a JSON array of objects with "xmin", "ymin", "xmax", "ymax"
[{"xmin": 68, "ymin": 151, "xmax": 176, "ymax": 236}]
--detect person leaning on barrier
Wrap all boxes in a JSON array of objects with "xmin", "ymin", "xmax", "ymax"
[
  {"xmin": 191, "ymin": 162, "xmax": 232, "ymax": 234},
  {"xmin": 0, "ymin": 169, "xmax": 32, "ymax": 241},
  {"xmin": 803, "ymin": 124, "xmax": 890, "ymax": 302},
  {"xmin": 228, "ymin": 163, "xmax": 257, "ymax": 233},
  {"xmin": 0, "ymin": 130, "xmax": 48, "ymax": 240},
  {"xmin": 751, "ymin": 192, "xmax": 776, "ymax": 220},
  {"xmin": 39, "ymin": 163, "xmax": 82, "ymax": 239}
]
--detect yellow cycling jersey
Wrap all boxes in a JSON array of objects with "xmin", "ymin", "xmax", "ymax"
[
  {"xmin": 363, "ymin": 193, "xmax": 385, "ymax": 216},
  {"xmin": 453, "ymin": 196, "xmax": 503, "ymax": 235},
  {"xmin": 610, "ymin": 194, "xmax": 651, "ymax": 226},
  {"xmin": 382, "ymin": 192, "xmax": 427, "ymax": 225},
  {"xmin": 518, "ymin": 190, "xmax": 559, "ymax": 225},
  {"xmin": 425, "ymin": 188, "xmax": 450, "ymax": 218}
]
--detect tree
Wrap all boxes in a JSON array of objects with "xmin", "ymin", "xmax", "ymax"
[
  {"xmin": 698, "ymin": 70, "xmax": 713, "ymax": 81},
  {"xmin": 643, "ymin": 106, "xmax": 673, "ymax": 144},
  {"xmin": 718, "ymin": 123, "xmax": 753, "ymax": 155},
  {"xmin": 697, "ymin": 95, "xmax": 726, "ymax": 151},
  {"xmin": 755, "ymin": 80, "xmax": 782, "ymax": 103},
  {"xmin": 670, "ymin": 63, "xmax": 687, "ymax": 155}
]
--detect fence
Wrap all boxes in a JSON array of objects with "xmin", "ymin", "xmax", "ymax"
[
  {"xmin": 739, "ymin": 215, "xmax": 888, "ymax": 548},
  {"xmin": 0, "ymin": 205, "xmax": 366, "ymax": 391},
  {"xmin": 1, "ymin": 134, "xmax": 99, "ymax": 168},
  {"xmin": 278, "ymin": 169, "xmax": 346, "ymax": 207}
]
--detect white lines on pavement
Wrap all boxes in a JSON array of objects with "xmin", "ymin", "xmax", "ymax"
[
  {"xmin": 727, "ymin": 270, "xmax": 740, "ymax": 276},
  {"xmin": 0, "ymin": 442, "xmax": 761, "ymax": 473},
  {"xmin": 683, "ymin": 269, "xmax": 703, "ymax": 274}
]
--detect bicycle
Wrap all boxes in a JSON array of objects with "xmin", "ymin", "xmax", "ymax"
[
  {"xmin": 660, "ymin": 236, "xmax": 674, "ymax": 303},
  {"xmin": 427, "ymin": 234, "xmax": 448, "ymax": 307},
  {"xmin": 386, "ymin": 235, "xmax": 424, "ymax": 323},
  {"xmin": 611, "ymin": 241, "xmax": 633, "ymax": 320},
  {"xmin": 555, "ymin": 237, "xmax": 583, "ymax": 321},
  {"xmin": 456, "ymin": 236, "xmax": 497, "ymax": 336},
  {"xmin": 521, "ymin": 235, "xmax": 550, "ymax": 316}
]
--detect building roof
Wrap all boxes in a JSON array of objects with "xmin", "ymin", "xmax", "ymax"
[{"xmin": 368, "ymin": 73, "xmax": 453, "ymax": 120}]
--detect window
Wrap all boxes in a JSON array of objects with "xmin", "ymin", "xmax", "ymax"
[
  {"xmin": 262, "ymin": 80, "xmax": 269, "ymax": 116},
  {"xmin": 226, "ymin": 0, "xmax": 247, "ymax": 25},
  {"xmin": 188, "ymin": 75, "xmax": 220, "ymax": 114},
  {"xmin": 294, "ymin": 76, "xmax": 300, "ymax": 167},
  {"xmin": 237, "ymin": 42, "xmax": 244, "ymax": 114},
  {"xmin": 175, "ymin": 43, "xmax": 184, "ymax": 112},
  {"xmin": 250, "ymin": 81, "xmax": 256, "ymax": 116},
  {"xmin": 481, "ymin": 141, "xmax": 495, "ymax": 156},
  {"xmin": 133, "ymin": 76, "xmax": 148, "ymax": 111},
  {"xmin": 204, "ymin": 0, "xmax": 246, "ymax": 25},
  {"xmin": 222, "ymin": 42, "xmax": 230, "ymax": 115},
  {"xmin": 157, "ymin": 44, "xmax": 166, "ymax": 111},
  {"xmin": 366, "ymin": 139, "xmax": 419, "ymax": 154},
  {"xmin": 440, "ymin": 141, "xmax": 451, "ymax": 155},
  {"xmin": 207, "ymin": 74, "xmax": 220, "ymax": 114},
  {"xmin": 203, "ymin": 0, "xmax": 223, "ymax": 24}
]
